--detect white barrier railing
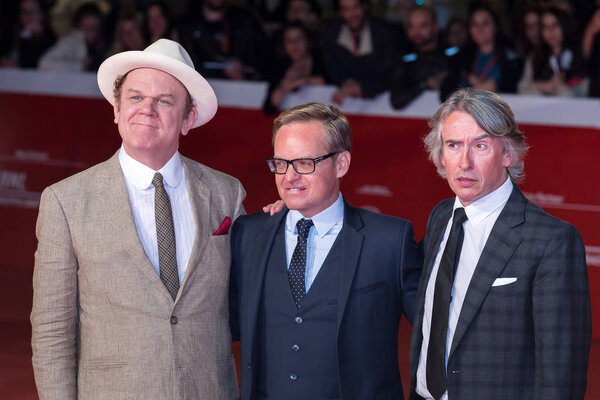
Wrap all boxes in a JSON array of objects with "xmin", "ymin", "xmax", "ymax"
[{"xmin": 1, "ymin": 67, "xmax": 599, "ymax": 128}]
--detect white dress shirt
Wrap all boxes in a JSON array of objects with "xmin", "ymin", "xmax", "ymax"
[
  {"xmin": 285, "ymin": 193, "xmax": 344, "ymax": 292},
  {"xmin": 416, "ymin": 177, "xmax": 513, "ymax": 400},
  {"xmin": 118, "ymin": 146, "xmax": 196, "ymax": 283}
]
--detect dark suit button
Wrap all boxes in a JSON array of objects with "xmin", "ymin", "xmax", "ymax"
[
  {"xmin": 247, "ymin": 363, "xmax": 252, "ymax": 369},
  {"xmin": 170, "ymin": 316, "xmax": 178, "ymax": 325},
  {"xmin": 291, "ymin": 344, "xmax": 300, "ymax": 352},
  {"xmin": 294, "ymin": 316, "xmax": 303, "ymax": 324},
  {"xmin": 289, "ymin": 373, "xmax": 298, "ymax": 380}
]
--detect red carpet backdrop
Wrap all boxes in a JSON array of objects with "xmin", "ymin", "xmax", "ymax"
[{"xmin": 1, "ymin": 72, "xmax": 599, "ymax": 345}]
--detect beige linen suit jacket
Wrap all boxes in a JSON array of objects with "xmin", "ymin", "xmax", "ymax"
[{"xmin": 31, "ymin": 151, "xmax": 245, "ymax": 400}]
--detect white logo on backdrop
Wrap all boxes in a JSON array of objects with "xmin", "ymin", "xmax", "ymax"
[{"xmin": 0, "ymin": 149, "xmax": 89, "ymax": 209}]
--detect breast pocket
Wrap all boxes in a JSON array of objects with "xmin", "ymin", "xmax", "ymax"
[
  {"xmin": 349, "ymin": 281, "xmax": 386, "ymax": 297},
  {"xmin": 187, "ymin": 235, "xmax": 231, "ymax": 290}
]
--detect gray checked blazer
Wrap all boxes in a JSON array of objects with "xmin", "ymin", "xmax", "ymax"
[
  {"xmin": 409, "ymin": 186, "xmax": 591, "ymax": 400},
  {"xmin": 31, "ymin": 151, "xmax": 245, "ymax": 400}
]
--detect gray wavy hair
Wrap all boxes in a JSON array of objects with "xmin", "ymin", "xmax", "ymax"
[{"xmin": 424, "ymin": 88, "xmax": 529, "ymax": 183}]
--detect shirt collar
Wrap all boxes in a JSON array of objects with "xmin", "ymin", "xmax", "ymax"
[
  {"xmin": 454, "ymin": 177, "xmax": 513, "ymax": 227},
  {"xmin": 287, "ymin": 193, "xmax": 344, "ymax": 238},
  {"xmin": 118, "ymin": 145, "xmax": 184, "ymax": 190}
]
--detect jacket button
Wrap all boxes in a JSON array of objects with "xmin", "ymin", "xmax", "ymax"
[
  {"xmin": 247, "ymin": 363, "xmax": 252, "ymax": 369},
  {"xmin": 289, "ymin": 373, "xmax": 298, "ymax": 380},
  {"xmin": 294, "ymin": 316, "xmax": 303, "ymax": 324},
  {"xmin": 291, "ymin": 344, "xmax": 300, "ymax": 352},
  {"xmin": 170, "ymin": 316, "xmax": 178, "ymax": 325}
]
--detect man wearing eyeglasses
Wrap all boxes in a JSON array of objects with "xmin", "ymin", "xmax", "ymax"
[{"xmin": 229, "ymin": 102, "xmax": 422, "ymax": 400}]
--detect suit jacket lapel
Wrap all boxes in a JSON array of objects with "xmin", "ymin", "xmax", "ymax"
[
  {"xmin": 336, "ymin": 201, "xmax": 365, "ymax": 331},
  {"xmin": 100, "ymin": 152, "xmax": 172, "ymax": 297},
  {"xmin": 412, "ymin": 203, "xmax": 453, "ymax": 341},
  {"xmin": 179, "ymin": 157, "xmax": 211, "ymax": 292},
  {"xmin": 243, "ymin": 210, "xmax": 287, "ymax": 365},
  {"xmin": 449, "ymin": 187, "xmax": 526, "ymax": 356}
]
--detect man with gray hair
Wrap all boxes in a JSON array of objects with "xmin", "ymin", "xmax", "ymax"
[
  {"xmin": 409, "ymin": 88, "xmax": 591, "ymax": 400},
  {"xmin": 230, "ymin": 102, "xmax": 422, "ymax": 399}
]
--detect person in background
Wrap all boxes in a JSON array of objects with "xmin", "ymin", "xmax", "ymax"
[
  {"xmin": 515, "ymin": 2, "xmax": 542, "ymax": 58},
  {"xmin": 143, "ymin": 1, "xmax": 178, "ymax": 43},
  {"xmin": 582, "ymin": 7, "xmax": 600, "ymax": 97},
  {"xmin": 38, "ymin": 1, "xmax": 107, "ymax": 72},
  {"xmin": 107, "ymin": 11, "xmax": 145, "ymax": 55},
  {"xmin": 390, "ymin": 5, "xmax": 452, "ymax": 109},
  {"xmin": 1, "ymin": 0, "xmax": 56, "ymax": 69},
  {"xmin": 517, "ymin": 5, "xmax": 588, "ymax": 96},
  {"xmin": 320, "ymin": 0, "xmax": 396, "ymax": 105},
  {"xmin": 263, "ymin": 22, "xmax": 327, "ymax": 114},
  {"xmin": 269, "ymin": 0, "xmax": 323, "ymax": 61},
  {"xmin": 410, "ymin": 87, "xmax": 591, "ymax": 400},
  {"xmin": 443, "ymin": 17, "xmax": 468, "ymax": 50},
  {"xmin": 177, "ymin": 0, "xmax": 272, "ymax": 80},
  {"xmin": 286, "ymin": 0, "xmax": 322, "ymax": 34},
  {"xmin": 247, "ymin": 0, "xmax": 287, "ymax": 37},
  {"xmin": 440, "ymin": 1, "xmax": 523, "ymax": 101}
]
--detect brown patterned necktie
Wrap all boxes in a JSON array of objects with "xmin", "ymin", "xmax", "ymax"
[{"xmin": 152, "ymin": 172, "xmax": 179, "ymax": 300}]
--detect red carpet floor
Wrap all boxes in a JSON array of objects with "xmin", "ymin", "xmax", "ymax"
[{"xmin": 2, "ymin": 267, "xmax": 598, "ymax": 399}]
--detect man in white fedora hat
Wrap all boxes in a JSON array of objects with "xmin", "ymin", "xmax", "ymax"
[{"xmin": 31, "ymin": 39, "xmax": 245, "ymax": 399}]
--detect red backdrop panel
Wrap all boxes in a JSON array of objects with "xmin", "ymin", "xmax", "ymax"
[{"xmin": 1, "ymin": 92, "xmax": 598, "ymax": 339}]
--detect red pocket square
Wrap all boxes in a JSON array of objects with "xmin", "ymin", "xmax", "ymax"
[{"xmin": 213, "ymin": 216, "xmax": 232, "ymax": 236}]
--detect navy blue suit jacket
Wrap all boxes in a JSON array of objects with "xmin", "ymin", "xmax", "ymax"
[
  {"xmin": 409, "ymin": 186, "xmax": 591, "ymax": 400},
  {"xmin": 230, "ymin": 199, "xmax": 422, "ymax": 400}
]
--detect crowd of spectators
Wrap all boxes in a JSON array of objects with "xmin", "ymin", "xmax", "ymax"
[{"xmin": 1, "ymin": 0, "xmax": 600, "ymax": 112}]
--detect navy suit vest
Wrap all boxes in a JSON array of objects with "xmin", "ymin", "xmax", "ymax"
[{"xmin": 256, "ymin": 224, "xmax": 342, "ymax": 399}]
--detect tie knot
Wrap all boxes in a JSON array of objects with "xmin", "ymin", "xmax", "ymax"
[
  {"xmin": 152, "ymin": 172, "xmax": 164, "ymax": 189},
  {"xmin": 453, "ymin": 207, "xmax": 468, "ymax": 225},
  {"xmin": 296, "ymin": 218, "xmax": 314, "ymax": 240}
]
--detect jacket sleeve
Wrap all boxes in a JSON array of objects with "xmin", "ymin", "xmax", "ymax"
[
  {"xmin": 399, "ymin": 221, "xmax": 423, "ymax": 325},
  {"xmin": 229, "ymin": 218, "xmax": 244, "ymax": 342},
  {"xmin": 531, "ymin": 223, "xmax": 591, "ymax": 400},
  {"xmin": 30, "ymin": 187, "xmax": 78, "ymax": 400},
  {"xmin": 389, "ymin": 59, "xmax": 424, "ymax": 109}
]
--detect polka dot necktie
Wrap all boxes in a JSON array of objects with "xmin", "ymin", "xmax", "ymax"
[
  {"xmin": 426, "ymin": 207, "xmax": 468, "ymax": 400},
  {"xmin": 152, "ymin": 173, "xmax": 179, "ymax": 301},
  {"xmin": 289, "ymin": 218, "xmax": 313, "ymax": 308}
]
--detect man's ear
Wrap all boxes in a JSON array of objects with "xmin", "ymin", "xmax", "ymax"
[
  {"xmin": 335, "ymin": 151, "xmax": 351, "ymax": 179},
  {"xmin": 113, "ymin": 100, "xmax": 120, "ymax": 124},
  {"xmin": 503, "ymin": 149, "xmax": 516, "ymax": 168},
  {"xmin": 181, "ymin": 107, "xmax": 198, "ymax": 136}
]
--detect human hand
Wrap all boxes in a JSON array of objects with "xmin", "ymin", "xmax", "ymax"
[
  {"xmin": 306, "ymin": 76, "xmax": 325, "ymax": 85},
  {"xmin": 536, "ymin": 74, "xmax": 562, "ymax": 95},
  {"xmin": 1, "ymin": 56, "xmax": 17, "ymax": 68},
  {"xmin": 587, "ymin": 9, "xmax": 600, "ymax": 35},
  {"xmin": 263, "ymin": 200, "xmax": 286, "ymax": 216},
  {"xmin": 474, "ymin": 78, "xmax": 497, "ymax": 92},
  {"xmin": 224, "ymin": 59, "xmax": 245, "ymax": 80},
  {"xmin": 331, "ymin": 79, "xmax": 362, "ymax": 105},
  {"xmin": 426, "ymin": 71, "xmax": 447, "ymax": 90}
]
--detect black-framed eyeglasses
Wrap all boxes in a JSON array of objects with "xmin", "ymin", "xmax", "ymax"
[{"xmin": 266, "ymin": 152, "xmax": 338, "ymax": 175}]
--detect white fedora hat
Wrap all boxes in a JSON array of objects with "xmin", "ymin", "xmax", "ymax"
[{"xmin": 97, "ymin": 39, "xmax": 217, "ymax": 128}]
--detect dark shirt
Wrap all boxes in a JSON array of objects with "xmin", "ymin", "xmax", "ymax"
[
  {"xmin": 178, "ymin": 6, "xmax": 272, "ymax": 80},
  {"xmin": 589, "ymin": 33, "xmax": 600, "ymax": 97},
  {"xmin": 390, "ymin": 47, "xmax": 454, "ymax": 109},
  {"xmin": 262, "ymin": 54, "xmax": 328, "ymax": 114},
  {"xmin": 440, "ymin": 45, "xmax": 523, "ymax": 101},
  {"xmin": 320, "ymin": 17, "xmax": 396, "ymax": 98}
]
